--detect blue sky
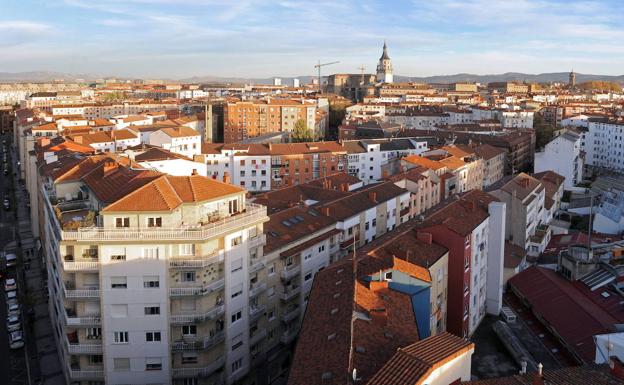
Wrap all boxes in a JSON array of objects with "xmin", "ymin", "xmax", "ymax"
[{"xmin": 1, "ymin": 0, "xmax": 624, "ymax": 78}]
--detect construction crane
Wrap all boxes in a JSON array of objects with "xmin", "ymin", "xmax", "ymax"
[
  {"xmin": 314, "ymin": 60, "xmax": 339, "ymax": 94},
  {"xmin": 357, "ymin": 65, "xmax": 366, "ymax": 84}
]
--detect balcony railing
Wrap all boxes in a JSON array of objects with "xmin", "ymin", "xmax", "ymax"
[
  {"xmin": 281, "ymin": 307, "xmax": 301, "ymax": 323},
  {"xmin": 61, "ymin": 259, "xmax": 100, "ymax": 271},
  {"xmin": 169, "ymin": 250, "xmax": 224, "ymax": 269},
  {"xmin": 171, "ymin": 331, "xmax": 225, "ymax": 351},
  {"xmin": 171, "ymin": 356, "xmax": 226, "ymax": 379},
  {"xmin": 66, "ymin": 340, "xmax": 103, "ymax": 354},
  {"xmin": 170, "ymin": 304, "xmax": 225, "ymax": 325},
  {"xmin": 280, "ymin": 264, "xmax": 301, "ymax": 281},
  {"xmin": 249, "ymin": 258, "xmax": 266, "ymax": 274},
  {"xmin": 61, "ymin": 203, "xmax": 267, "ymax": 241},
  {"xmin": 63, "ymin": 286, "xmax": 100, "ymax": 300},
  {"xmin": 249, "ymin": 282, "xmax": 266, "ymax": 298},
  {"xmin": 249, "ymin": 329, "xmax": 267, "ymax": 346},
  {"xmin": 280, "ymin": 286, "xmax": 301, "ymax": 302},
  {"xmin": 248, "ymin": 233, "xmax": 266, "ymax": 249},
  {"xmin": 68, "ymin": 365, "xmax": 104, "ymax": 381},
  {"xmin": 249, "ymin": 304, "xmax": 266, "ymax": 322},
  {"xmin": 64, "ymin": 313, "xmax": 101, "ymax": 327},
  {"xmin": 169, "ymin": 278, "xmax": 225, "ymax": 297}
]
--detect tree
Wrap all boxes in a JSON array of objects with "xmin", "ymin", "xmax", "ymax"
[
  {"xmin": 291, "ymin": 119, "xmax": 313, "ymax": 142},
  {"xmin": 534, "ymin": 113, "xmax": 556, "ymax": 150},
  {"xmin": 578, "ymin": 81, "xmax": 622, "ymax": 92}
]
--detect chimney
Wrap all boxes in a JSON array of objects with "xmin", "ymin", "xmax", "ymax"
[
  {"xmin": 39, "ymin": 137, "xmax": 51, "ymax": 147},
  {"xmin": 103, "ymin": 161, "xmax": 117, "ymax": 176},
  {"xmin": 223, "ymin": 171, "xmax": 231, "ymax": 185},
  {"xmin": 340, "ymin": 183, "xmax": 349, "ymax": 192},
  {"xmin": 320, "ymin": 207, "xmax": 330, "ymax": 216},
  {"xmin": 191, "ymin": 169, "xmax": 198, "ymax": 176},
  {"xmin": 532, "ymin": 363, "xmax": 544, "ymax": 385},
  {"xmin": 416, "ymin": 231, "xmax": 433, "ymax": 245},
  {"xmin": 368, "ymin": 191, "xmax": 377, "ymax": 202},
  {"xmin": 610, "ymin": 357, "xmax": 624, "ymax": 380}
]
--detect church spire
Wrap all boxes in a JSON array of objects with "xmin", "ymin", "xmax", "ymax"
[{"xmin": 380, "ymin": 40, "xmax": 390, "ymax": 60}]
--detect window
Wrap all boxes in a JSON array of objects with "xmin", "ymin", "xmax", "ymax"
[
  {"xmin": 268, "ymin": 263, "xmax": 275, "ymax": 275},
  {"xmin": 147, "ymin": 217, "xmax": 162, "ymax": 227},
  {"xmin": 111, "ymin": 304, "xmax": 128, "ymax": 318},
  {"xmin": 182, "ymin": 325, "xmax": 197, "ymax": 336},
  {"xmin": 231, "ymin": 258, "xmax": 243, "ymax": 273},
  {"xmin": 304, "ymin": 254, "xmax": 312, "ymax": 261},
  {"xmin": 111, "ymin": 276, "xmax": 127, "ymax": 289},
  {"xmin": 231, "ymin": 283, "xmax": 243, "ymax": 298},
  {"xmin": 179, "ymin": 244, "xmax": 194, "ymax": 256},
  {"xmin": 87, "ymin": 327, "xmax": 101, "ymax": 340},
  {"xmin": 143, "ymin": 276, "xmax": 159, "ymax": 288},
  {"xmin": 232, "ymin": 333, "xmax": 243, "ymax": 351},
  {"xmin": 305, "ymin": 272, "xmax": 312, "ymax": 281},
  {"xmin": 232, "ymin": 358, "xmax": 243, "ymax": 373},
  {"xmin": 182, "ymin": 353, "xmax": 198, "ymax": 364},
  {"xmin": 146, "ymin": 331, "xmax": 161, "ymax": 342},
  {"xmin": 113, "ymin": 358, "xmax": 130, "ymax": 371},
  {"xmin": 144, "ymin": 306, "xmax": 160, "ymax": 315},
  {"xmin": 142, "ymin": 247, "xmax": 159, "ymax": 259},
  {"xmin": 113, "ymin": 331, "xmax": 129, "ymax": 344},
  {"xmin": 318, "ymin": 245, "xmax": 325, "ymax": 253},
  {"xmin": 145, "ymin": 357, "xmax": 162, "ymax": 371},
  {"xmin": 88, "ymin": 354, "xmax": 103, "ymax": 365},
  {"xmin": 231, "ymin": 236, "xmax": 242, "ymax": 247},
  {"xmin": 267, "ymin": 308, "xmax": 275, "ymax": 321},
  {"xmin": 182, "ymin": 271, "xmax": 196, "ymax": 282},
  {"xmin": 231, "ymin": 310, "xmax": 242, "ymax": 324},
  {"xmin": 115, "ymin": 217, "xmax": 130, "ymax": 228}
]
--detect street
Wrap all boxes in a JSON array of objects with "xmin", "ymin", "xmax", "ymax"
[{"xmin": 0, "ymin": 132, "xmax": 65, "ymax": 385}]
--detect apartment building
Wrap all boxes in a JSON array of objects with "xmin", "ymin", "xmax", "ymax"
[
  {"xmin": 474, "ymin": 144, "xmax": 506, "ymax": 188},
  {"xmin": 489, "ymin": 173, "xmax": 548, "ymax": 254},
  {"xmin": 51, "ymin": 101, "xmax": 179, "ymax": 120},
  {"xmin": 132, "ymin": 147, "xmax": 208, "ymax": 177},
  {"xmin": 223, "ymin": 99, "xmax": 316, "ymax": 143},
  {"xmin": 583, "ymin": 119, "xmax": 624, "ymax": 172},
  {"xmin": 388, "ymin": 166, "xmax": 441, "ymax": 218},
  {"xmin": 38, "ymin": 156, "xmax": 271, "ymax": 385},
  {"xmin": 343, "ymin": 138, "xmax": 430, "ymax": 183},
  {"xmin": 419, "ymin": 190, "xmax": 506, "ymax": 337},
  {"xmin": 535, "ymin": 130, "xmax": 583, "ymax": 189}
]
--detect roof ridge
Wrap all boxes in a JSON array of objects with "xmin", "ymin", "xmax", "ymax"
[{"xmin": 156, "ymin": 174, "xmax": 181, "ymax": 210}]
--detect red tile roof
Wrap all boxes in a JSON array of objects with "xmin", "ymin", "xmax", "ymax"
[
  {"xmin": 463, "ymin": 365, "xmax": 622, "ymax": 385},
  {"xmin": 368, "ymin": 332, "xmax": 474, "ymax": 385},
  {"xmin": 423, "ymin": 190, "xmax": 498, "ymax": 236}
]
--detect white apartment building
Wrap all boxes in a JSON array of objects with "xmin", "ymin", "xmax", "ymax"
[
  {"xmin": 200, "ymin": 144, "xmax": 272, "ymax": 193},
  {"xmin": 149, "ymin": 126, "xmax": 202, "ymax": 159},
  {"xmin": 535, "ymin": 130, "xmax": 583, "ymax": 189},
  {"xmin": 39, "ymin": 158, "xmax": 271, "ymax": 385},
  {"xmin": 498, "ymin": 110, "xmax": 534, "ymax": 129},
  {"xmin": 583, "ymin": 120, "xmax": 624, "ymax": 172}
]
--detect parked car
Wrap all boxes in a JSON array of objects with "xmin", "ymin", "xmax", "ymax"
[
  {"xmin": 9, "ymin": 331, "xmax": 24, "ymax": 349},
  {"xmin": 5, "ymin": 253, "xmax": 17, "ymax": 267},
  {"xmin": 6, "ymin": 315, "xmax": 20, "ymax": 332},
  {"xmin": 4, "ymin": 277, "xmax": 16, "ymax": 292},
  {"xmin": 7, "ymin": 299, "xmax": 20, "ymax": 316},
  {"xmin": 5, "ymin": 290, "xmax": 16, "ymax": 301}
]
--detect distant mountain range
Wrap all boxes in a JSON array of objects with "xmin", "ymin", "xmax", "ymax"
[{"xmin": 0, "ymin": 71, "xmax": 623, "ymax": 85}]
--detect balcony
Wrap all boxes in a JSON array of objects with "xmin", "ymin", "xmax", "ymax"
[
  {"xmin": 63, "ymin": 284, "xmax": 100, "ymax": 300},
  {"xmin": 169, "ymin": 278, "xmax": 225, "ymax": 297},
  {"xmin": 280, "ymin": 264, "xmax": 301, "ymax": 281},
  {"xmin": 280, "ymin": 286, "xmax": 301, "ymax": 302},
  {"xmin": 66, "ymin": 339, "xmax": 103, "ymax": 354},
  {"xmin": 171, "ymin": 356, "xmax": 225, "ymax": 379},
  {"xmin": 64, "ymin": 312, "xmax": 101, "ymax": 327},
  {"xmin": 61, "ymin": 203, "xmax": 267, "ymax": 242},
  {"xmin": 249, "ymin": 282, "xmax": 266, "ymax": 298},
  {"xmin": 61, "ymin": 259, "xmax": 100, "ymax": 272},
  {"xmin": 281, "ymin": 306, "xmax": 301, "ymax": 323},
  {"xmin": 248, "ymin": 233, "xmax": 266, "ymax": 249},
  {"xmin": 280, "ymin": 329, "xmax": 297, "ymax": 345},
  {"xmin": 249, "ymin": 329, "xmax": 267, "ymax": 346},
  {"xmin": 249, "ymin": 258, "xmax": 266, "ymax": 274},
  {"xmin": 170, "ymin": 304, "xmax": 225, "ymax": 325},
  {"xmin": 249, "ymin": 304, "xmax": 266, "ymax": 322},
  {"xmin": 68, "ymin": 365, "xmax": 104, "ymax": 381},
  {"xmin": 169, "ymin": 250, "xmax": 224, "ymax": 269},
  {"xmin": 171, "ymin": 331, "xmax": 225, "ymax": 351}
]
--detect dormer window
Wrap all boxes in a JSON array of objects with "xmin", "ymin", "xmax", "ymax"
[{"xmin": 147, "ymin": 217, "xmax": 162, "ymax": 228}]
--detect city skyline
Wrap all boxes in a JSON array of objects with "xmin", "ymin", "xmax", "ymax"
[{"xmin": 2, "ymin": 0, "xmax": 624, "ymax": 78}]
